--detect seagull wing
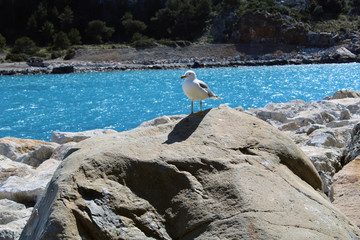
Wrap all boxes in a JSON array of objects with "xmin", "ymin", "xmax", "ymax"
[{"xmin": 197, "ymin": 79, "xmax": 218, "ymax": 98}]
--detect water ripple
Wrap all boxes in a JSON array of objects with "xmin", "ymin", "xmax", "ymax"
[{"xmin": 1, "ymin": 63, "xmax": 359, "ymax": 140}]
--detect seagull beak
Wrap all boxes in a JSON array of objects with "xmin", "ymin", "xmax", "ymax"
[{"xmin": 181, "ymin": 75, "xmax": 186, "ymax": 79}]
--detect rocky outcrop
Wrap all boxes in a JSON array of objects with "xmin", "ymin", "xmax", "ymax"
[
  {"xmin": 332, "ymin": 156, "xmax": 360, "ymax": 228},
  {"xmin": 306, "ymin": 31, "xmax": 340, "ymax": 47},
  {"xmin": 247, "ymin": 90, "xmax": 360, "ymax": 194},
  {"xmin": 19, "ymin": 106, "xmax": 360, "ymax": 240},
  {"xmin": 211, "ymin": 13, "xmax": 308, "ymax": 45},
  {"xmin": 239, "ymin": 14, "xmax": 307, "ymax": 45}
]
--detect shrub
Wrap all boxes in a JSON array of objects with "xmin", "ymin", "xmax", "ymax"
[
  {"xmin": 5, "ymin": 53, "xmax": 29, "ymax": 62},
  {"xmin": 11, "ymin": 37, "xmax": 38, "ymax": 55},
  {"xmin": 122, "ymin": 13, "xmax": 147, "ymax": 40},
  {"xmin": 40, "ymin": 21, "xmax": 55, "ymax": 45},
  {"xmin": 64, "ymin": 48, "xmax": 76, "ymax": 60},
  {"xmin": 86, "ymin": 20, "xmax": 114, "ymax": 44},
  {"xmin": 51, "ymin": 51, "xmax": 63, "ymax": 59},
  {"xmin": 68, "ymin": 28, "xmax": 82, "ymax": 45},
  {"xmin": 157, "ymin": 39, "xmax": 178, "ymax": 47},
  {"xmin": 175, "ymin": 40, "xmax": 191, "ymax": 47},
  {"xmin": 53, "ymin": 31, "xmax": 71, "ymax": 49},
  {"xmin": 131, "ymin": 33, "xmax": 157, "ymax": 48}
]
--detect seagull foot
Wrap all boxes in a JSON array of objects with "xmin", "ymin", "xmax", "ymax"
[{"xmin": 195, "ymin": 111, "xmax": 203, "ymax": 116}]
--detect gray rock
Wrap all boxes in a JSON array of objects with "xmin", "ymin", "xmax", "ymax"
[
  {"xmin": 306, "ymin": 131, "xmax": 341, "ymax": 148},
  {"xmin": 15, "ymin": 145, "xmax": 57, "ymax": 167},
  {"xmin": 344, "ymin": 123, "xmax": 360, "ymax": 164},
  {"xmin": 50, "ymin": 142, "xmax": 78, "ymax": 160},
  {"xmin": 0, "ymin": 155, "xmax": 33, "ymax": 183},
  {"xmin": 325, "ymin": 89, "xmax": 360, "ymax": 100},
  {"xmin": 0, "ymin": 199, "xmax": 32, "ymax": 240},
  {"xmin": 0, "ymin": 137, "xmax": 57, "ymax": 162},
  {"xmin": 51, "ymin": 129, "xmax": 118, "ymax": 144},
  {"xmin": 333, "ymin": 47, "xmax": 357, "ymax": 60},
  {"xmin": 0, "ymin": 159, "xmax": 60, "ymax": 205},
  {"xmin": 347, "ymin": 103, "xmax": 360, "ymax": 114},
  {"xmin": 340, "ymin": 109, "xmax": 352, "ymax": 120},
  {"xmin": 138, "ymin": 115, "xmax": 185, "ymax": 128},
  {"xmin": 20, "ymin": 106, "xmax": 360, "ymax": 240}
]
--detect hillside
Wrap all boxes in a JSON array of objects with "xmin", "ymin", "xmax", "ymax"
[{"xmin": 0, "ymin": 0, "xmax": 360, "ymax": 63}]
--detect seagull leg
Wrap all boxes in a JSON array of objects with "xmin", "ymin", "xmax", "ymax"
[
  {"xmin": 196, "ymin": 100, "xmax": 203, "ymax": 115},
  {"xmin": 189, "ymin": 101, "xmax": 194, "ymax": 116}
]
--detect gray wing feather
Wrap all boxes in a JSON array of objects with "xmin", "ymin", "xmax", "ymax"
[{"xmin": 199, "ymin": 81, "xmax": 217, "ymax": 98}]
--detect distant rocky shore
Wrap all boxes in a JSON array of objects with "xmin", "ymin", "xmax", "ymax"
[
  {"xmin": 1, "ymin": 90, "xmax": 359, "ymax": 239},
  {"xmin": 1, "ymin": 43, "xmax": 360, "ymax": 75}
]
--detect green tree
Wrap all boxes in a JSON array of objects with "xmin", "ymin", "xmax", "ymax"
[
  {"xmin": 11, "ymin": 37, "xmax": 37, "ymax": 55},
  {"xmin": 86, "ymin": 20, "xmax": 115, "ymax": 44},
  {"xmin": 27, "ymin": 14, "xmax": 38, "ymax": 35},
  {"xmin": 53, "ymin": 31, "xmax": 71, "ymax": 49},
  {"xmin": 49, "ymin": 6, "xmax": 60, "ymax": 26},
  {"xmin": 68, "ymin": 28, "xmax": 82, "ymax": 45},
  {"xmin": 35, "ymin": 2, "xmax": 48, "ymax": 23},
  {"xmin": 150, "ymin": 8, "xmax": 176, "ymax": 39},
  {"xmin": 313, "ymin": 0, "xmax": 348, "ymax": 19},
  {"xmin": 218, "ymin": 0, "xmax": 244, "ymax": 12},
  {"xmin": 121, "ymin": 12, "xmax": 147, "ymax": 41},
  {"xmin": 58, "ymin": 6, "xmax": 74, "ymax": 30},
  {"xmin": 351, "ymin": 0, "xmax": 360, "ymax": 14},
  {"xmin": 0, "ymin": 33, "xmax": 6, "ymax": 49},
  {"xmin": 166, "ymin": 0, "xmax": 212, "ymax": 40},
  {"xmin": 26, "ymin": 2, "xmax": 49, "ymax": 44},
  {"xmin": 40, "ymin": 21, "xmax": 55, "ymax": 45}
]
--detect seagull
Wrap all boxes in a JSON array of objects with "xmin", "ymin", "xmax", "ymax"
[{"xmin": 181, "ymin": 70, "xmax": 221, "ymax": 115}]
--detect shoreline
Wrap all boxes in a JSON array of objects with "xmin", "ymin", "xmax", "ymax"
[
  {"xmin": 1, "ymin": 57, "xmax": 359, "ymax": 76},
  {"xmin": 1, "ymin": 43, "xmax": 359, "ymax": 75}
]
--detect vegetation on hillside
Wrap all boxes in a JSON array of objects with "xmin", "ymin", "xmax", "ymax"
[{"xmin": 0, "ymin": 0, "xmax": 359, "ymax": 61}]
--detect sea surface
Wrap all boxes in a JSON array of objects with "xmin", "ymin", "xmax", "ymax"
[{"xmin": 1, "ymin": 63, "xmax": 359, "ymax": 141}]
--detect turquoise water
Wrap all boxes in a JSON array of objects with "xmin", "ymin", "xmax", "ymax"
[{"xmin": 1, "ymin": 63, "xmax": 359, "ymax": 141}]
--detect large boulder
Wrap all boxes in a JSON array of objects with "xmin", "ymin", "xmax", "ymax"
[
  {"xmin": 20, "ymin": 106, "xmax": 360, "ymax": 240},
  {"xmin": 332, "ymin": 156, "xmax": 360, "ymax": 228}
]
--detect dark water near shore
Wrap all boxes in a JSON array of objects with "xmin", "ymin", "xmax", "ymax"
[{"xmin": 1, "ymin": 63, "xmax": 359, "ymax": 141}]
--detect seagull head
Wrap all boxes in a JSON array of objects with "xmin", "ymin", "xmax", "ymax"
[{"xmin": 181, "ymin": 70, "xmax": 196, "ymax": 80}]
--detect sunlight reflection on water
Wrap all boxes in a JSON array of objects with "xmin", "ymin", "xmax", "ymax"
[{"xmin": 1, "ymin": 63, "xmax": 359, "ymax": 140}]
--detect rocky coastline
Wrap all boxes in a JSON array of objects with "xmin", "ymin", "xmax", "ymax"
[
  {"xmin": 1, "ymin": 43, "xmax": 360, "ymax": 75},
  {"xmin": 0, "ymin": 90, "xmax": 360, "ymax": 239}
]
